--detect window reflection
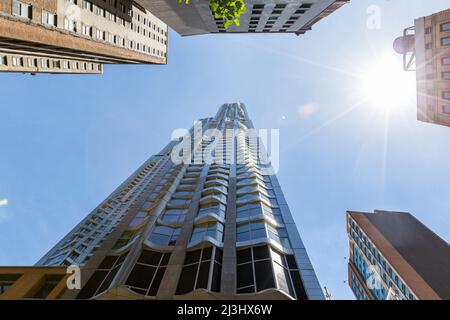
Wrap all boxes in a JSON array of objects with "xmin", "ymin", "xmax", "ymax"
[
  {"xmin": 148, "ymin": 225, "xmax": 180, "ymax": 246},
  {"xmin": 176, "ymin": 247, "xmax": 223, "ymax": 295},
  {"xmin": 190, "ymin": 222, "xmax": 224, "ymax": 243}
]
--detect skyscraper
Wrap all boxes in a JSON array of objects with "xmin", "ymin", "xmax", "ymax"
[
  {"xmin": 0, "ymin": 0, "xmax": 168, "ymax": 75},
  {"xmin": 137, "ymin": 0, "xmax": 348, "ymax": 36},
  {"xmin": 394, "ymin": 8, "xmax": 450, "ymax": 127},
  {"xmin": 347, "ymin": 210, "xmax": 450, "ymax": 300},
  {"xmin": 32, "ymin": 103, "xmax": 324, "ymax": 300}
]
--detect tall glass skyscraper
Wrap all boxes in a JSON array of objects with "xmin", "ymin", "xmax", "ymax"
[{"xmin": 37, "ymin": 103, "xmax": 323, "ymax": 300}]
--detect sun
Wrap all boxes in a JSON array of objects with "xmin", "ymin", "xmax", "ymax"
[{"xmin": 360, "ymin": 54, "xmax": 416, "ymax": 112}]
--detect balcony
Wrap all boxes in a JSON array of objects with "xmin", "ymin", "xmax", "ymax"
[
  {"xmin": 203, "ymin": 178, "xmax": 228, "ymax": 189},
  {"xmin": 202, "ymin": 185, "xmax": 227, "ymax": 196},
  {"xmin": 199, "ymin": 193, "xmax": 227, "ymax": 206}
]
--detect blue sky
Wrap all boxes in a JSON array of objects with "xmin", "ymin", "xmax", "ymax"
[{"xmin": 1, "ymin": 0, "xmax": 449, "ymax": 299}]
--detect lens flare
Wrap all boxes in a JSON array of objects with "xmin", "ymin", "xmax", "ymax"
[{"xmin": 360, "ymin": 54, "xmax": 416, "ymax": 112}]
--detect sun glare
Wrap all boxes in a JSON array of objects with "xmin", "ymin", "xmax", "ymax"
[{"xmin": 360, "ymin": 54, "xmax": 416, "ymax": 112}]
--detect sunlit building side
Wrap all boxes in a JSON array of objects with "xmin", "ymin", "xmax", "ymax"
[
  {"xmin": 1, "ymin": 103, "xmax": 323, "ymax": 300},
  {"xmin": 395, "ymin": 8, "xmax": 450, "ymax": 127}
]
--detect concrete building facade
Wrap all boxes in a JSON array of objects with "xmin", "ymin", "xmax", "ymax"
[
  {"xmin": 415, "ymin": 8, "xmax": 450, "ymax": 127},
  {"xmin": 136, "ymin": 0, "xmax": 348, "ymax": 36},
  {"xmin": 347, "ymin": 210, "xmax": 450, "ymax": 300},
  {"xmin": 396, "ymin": 8, "xmax": 450, "ymax": 127},
  {"xmin": 0, "ymin": 0, "xmax": 168, "ymax": 74},
  {"xmin": 0, "ymin": 267, "xmax": 69, "ymax": 300},
  {"xmin": 32, "ymin": 103, "xmax": 323, "ymax": 300}
]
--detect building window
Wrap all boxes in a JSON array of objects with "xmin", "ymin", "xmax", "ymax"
[
  {"xmin": 441, "ymin": 37, "xmax": 450, "ymax": 46},
  {"xmin": 128, "ymin": 211, "xmax": 148, "ymax": 228},
  {"xmin": 108, "ymin": 34, "xmax": 116, "ymax": 44},
  {"xmin": 441, "ymin": 22, "xmax": 450, "ymax": 31},
  {"xmin": 443, "ymin": 72, "xmax": 450, "ymax": 80},
  {"xmin": 267, "ymin": 225, "xmax": 291, "ymax": 248},
  {"xmin": 112, "ymin": 230, "xmax": 135, "ymax": 249},
  {"xmin": 77, "ymin": 252, "xmax": 128, "ymax": 299},
  {"xmin": 176, "ymin": 246, "xmax": 222, "ymax": 295},
  {"xmin": 160, "ymin": 208, "xmax": 188, "ymax": 224},
  {"xmin": 29, "ymin": 275, "xmax": 65, "ymax": 299},
  {"xmin": 42, "ymin": 11, "xmax": 56, "ymax": 26},
  {"xmin": 148, "ymin": 225, "xmax": 180, "ymax": 246},
  {"xmin": 236, "ymin": 245, "xmax": 306, "ymax": 299},
  {"xmin": 96, "ymin": 29, "xmax": 106, "ymax": 41},
  {"xmin": 198, "ymin": 203, "xmax": 226, "ymax": 220},
  {"xmin": 12, "ymin": 0, "xmax": 32, "ymax": 19},
  {"xmin": 443, "ymin": 105, "xmax": 450, "ymax": 114},
  {"xmin": 125, "ymin": 250, "xmax": 171, "ymax": 296},
  {"xmin": 82, "ymin": 0, "xmax": 93, "ymax": 11},
  {"xmin": 41, "ymin": 58, "xmax": 50, "ymax": 68},
  {"xmin": 237, "ymin": 202, "xmax": 269, "ymax": 220},
  {"xmin": 64, "ymin": 18, "xmax": 77, "ymax": 32},
  {"xmin": 82, "ymin": 24, "xmax": 92, "ymax": 37},
  {"xmin": 190, "ymin": 222, "xmax": 224, "ymax": 244},
  {"xmin": 236, "ymin": 245, "xmax": 275, "ymax": 293},
  {"xmin": 0, "ymin": 274, "xmax": 21, "ymax": 295},
  {"xmin": 97, "ymin": 6, "xmax": 105, "ymax": 17},
  {"xmin": 443, "ymin": 92, "xmax": 450, "ymax": 100},
  {"xmin": 12, "ymin": 56, "xmax": 23, "ymax": 67},
  {"xmin": 27, "ymin": 57, "xmax": 37, "ymax": 68},
  {"xmin": 0, "ymin": 55, "xmax": 5, "ymax": 66},
  {"xmin": 425, "ymin": 26, "xmax": 432, "ymax": 34},
  {"xmin": 442, "ymin": 57, "xmax": 450, "ymax": 65},
  {"xmin": 425, "ymin": 43, "xmax": 432, "ymax": 49},
  {"xmin": 236, "ymin": 220, "xmax": 266, "ymax": 242}
]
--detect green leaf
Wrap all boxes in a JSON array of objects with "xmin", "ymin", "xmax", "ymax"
[{"xmin": 178, "ymin": 0, "xmax": 247, "ymax": 28}]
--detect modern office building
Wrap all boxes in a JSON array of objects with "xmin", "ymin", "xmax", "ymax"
[
  {"xmin": 137, "ymin": 0, "xmax": 348, "ymax": 36},
  {"xmin": 0, "ymin": 0, "xmax": 168, "ymax": 74},
  {"xmin": 394, "ymin": 8, "xmax": 450, "ymax": 127},
  {"xmin": 15, "ymin": 102, "xmax": 325, "ymax": 300},
  {"xmin": 347, "ymin": 210, "xmax": 450, "ymax": 300}
]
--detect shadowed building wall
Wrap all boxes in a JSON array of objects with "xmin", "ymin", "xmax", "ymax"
[
  {"xmin": 347, "ymin": 210, "xmax": 450, "ymax": 300},
  {"xmin": 135, "ymin": 0, "xmax": 348, "ymax": 36}
]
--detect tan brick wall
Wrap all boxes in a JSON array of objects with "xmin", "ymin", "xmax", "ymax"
[
  {"xmin": 421, "ymin": 9, "xmax": 450, "ymax": 126},
  {"xmin": 0, "ymin": 0, "xmax": 12, "ymax": 14},
  {"xmin": 0, "ymin": 15, "xmax": 165, "ymax": 64},
  {"xmin": 0, "ymin": 0, "xmax": 57, "ymax": 19}
]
